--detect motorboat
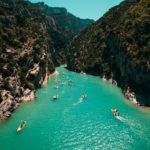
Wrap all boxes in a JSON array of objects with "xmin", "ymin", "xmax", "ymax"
[{"xmin": 112, "ymin": 108, "xmax": 119, "ymax": 116}]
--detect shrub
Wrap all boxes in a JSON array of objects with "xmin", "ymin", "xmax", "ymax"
[
  {"xmin": 24, "ymin": 80, "xmax": 35, "ymax": 90},
  {"xmin": 2, "ymin": 69, "xmax": 12, "ymax": 78},
  {"xmin": 16, "ymin": 14, "xmax": 26, "ymax": 26},
  {"xmin": 2, "ymin": 33, "xmax": 9, "ymax": 42}
]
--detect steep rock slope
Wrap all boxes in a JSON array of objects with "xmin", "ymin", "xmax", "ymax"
[
  {"xmin": 31, "ymin": 2, "xmax": 94, "ymax": 33},
  {"xmin": 0, "ymin": 0, "xmax": 56, "ymax": 121},
  {"xmin": 0, "ymin": 0, "xmax": 93, "ymax": 121},
  {"xmin": 67, "ymin": 0, "xmax": 150, "ymax": 106}
]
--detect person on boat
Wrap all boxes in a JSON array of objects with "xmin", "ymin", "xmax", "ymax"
[
  {"xmin": 115, "ymin": 111, "xmax": 119, "ymax": 116},
  {"xmin": 17, "ymin": 121, "xmax": 26, "ymax": 132},
  {"xmin": 53, "ymin": 95, "xmax": 58, "ymax": 99},
  {"xmin": 21, "ymin": 121, "xmax": 26, "ymax": 127},
  {"xmin": 112, "ymin": 108, "xmax": 119, "ymax": 116},
  {"xmin": 82, "ymin": 94, "xmax": 86, "ymax": 98}
]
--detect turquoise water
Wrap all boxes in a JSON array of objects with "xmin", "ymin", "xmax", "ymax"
[{"xmin": 0, "ymin": 66, "xmax": 150, "ymax": 150}]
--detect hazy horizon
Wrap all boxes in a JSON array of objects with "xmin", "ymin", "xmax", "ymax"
[{"xmin": 29, "ymin": 0, "xmax": 124, "ymax": 20}]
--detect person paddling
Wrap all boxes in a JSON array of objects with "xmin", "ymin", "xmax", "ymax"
[
  {"xmin": 21, "ymin": 121, "xmax": 26, "ymax": 128},
  {"xmin": 17, "ymin": 121, "xmax": 26, "ymax": 132}
]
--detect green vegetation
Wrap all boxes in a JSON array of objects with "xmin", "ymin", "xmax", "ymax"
[
  {"xmin": 0, "ymin": 0, "xmax": 77, "ymax": 105},
  {"xmin": 67, "ymin": 0, "xmax": 150, "ymax": 106}
]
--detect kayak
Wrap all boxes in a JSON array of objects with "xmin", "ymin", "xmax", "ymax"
[{"xmin": 17, "ymin": 122, "xmax": 26, "ymax": 132}]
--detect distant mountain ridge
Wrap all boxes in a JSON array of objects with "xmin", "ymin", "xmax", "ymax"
[
  {"xmin": 67, "ymin": 0, "xmax": 150, "ymax": 106},
  {"xmin": 30, "ymin": 2, "xmax": 95, "ymax": 33}
]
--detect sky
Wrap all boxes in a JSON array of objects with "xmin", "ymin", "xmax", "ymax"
[{"xmin": 29, "ymin": 0, "xmax": 124, "ymax": 21}]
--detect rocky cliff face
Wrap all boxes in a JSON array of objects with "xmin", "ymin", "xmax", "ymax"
[
  {"xmin": 0, "ymin": 0, "xmax": 55, "ymax": 121},
  {"xmin": 0, "ymin": 0, "xmax": 93, "ymax": 121},
  {"xmin": 67, "ymin": 0, "xmax": 150, "ymax": 106}
]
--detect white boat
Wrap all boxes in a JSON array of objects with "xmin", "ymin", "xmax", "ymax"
[
  {"xmin": 53, "ymin": 95, "xmax": 58, "ymax": 100},
  {"xmin": 112, "ymin": 108, "xmax": 119, "ymax": 116}
]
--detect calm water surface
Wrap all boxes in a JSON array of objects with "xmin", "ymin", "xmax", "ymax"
[{"xmin": 0, "ymin": 66, "xmax": 150, "ymax": 150}]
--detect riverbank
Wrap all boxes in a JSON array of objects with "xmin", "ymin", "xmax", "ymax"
[
  {"xmin": 0, "ymin": 70, "xmax": 59, "ymax": 122},
  {"xmin": 1, "ymin": 66, "xmax": 150, "ymax": 150},
  {"xmin": 102, "ymin": 75, "xmax": 150, "ymax": 110}
]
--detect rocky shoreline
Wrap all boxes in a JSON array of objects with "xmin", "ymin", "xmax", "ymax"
[
  {"xmin": 101, "ymin": 75, "xmax": 150, "ymax": 110},
  {"xmin": 0, "ymin": 70, "xmax": 59, "ymax": 122}
]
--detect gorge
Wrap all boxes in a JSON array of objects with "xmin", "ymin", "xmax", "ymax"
[
  {"xmin": 0, "ymin": 0, "xmax": 94, "ymax": 121},
  {"xmin": 0, "ymin": 0, "xmax": 150, "ymax": 122}
]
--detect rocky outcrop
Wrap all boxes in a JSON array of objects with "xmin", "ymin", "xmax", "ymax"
[
  {"xmin": 0, "ymin": 0, "xmax": 92, "ymax": 121},
  {"xmin": 123, "ymin": 87, "xmax": 138, "ymax": 105},
  {"xmin": 67, "ymin": 0, "xmax": 150, "ymax": 106},
  {"xmin": 0, "ymin": 90, "xmax": 17, "ymax": 121},
  {"xmin": 102, "ymin": 76, "xmax": 118, "ymax": 86},
  {"xmin": 0, "ymin": 68, "xmax": 57, "ymax": 121}
]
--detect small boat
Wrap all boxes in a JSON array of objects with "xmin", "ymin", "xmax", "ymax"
[
  {"xmin": 80, "ymin": 71, "xmax": 86, "ymax": 75},
  {"xmin": 112, "ymin": 108, "xmax": 119, "ymax": 116},
  {"xmin": 53, "ymin": 95, "xmax": 58, "ymax": 99},
  {"xmin": 55, "ymin": 86, "xmax": 59, "ymax": 89},
  {"xmin": 82, "ymin": 94, "xmax": 86, "ymax": 98},
  {"xmin": 69, "ymin": 80, "xmax": 73, "ymax": 82},
  {"xmin": 17, "ymin": 121, "xmax": 26, "ymax": 132},
  {"xmin": 68, "ymin": 83, "xmax": 72, "ymax": 86}
]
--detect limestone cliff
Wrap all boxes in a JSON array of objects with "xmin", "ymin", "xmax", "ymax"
[
  {"xmin": 67, "ymin": 0, "xmax": 150, "ymax": 106},
  {"xmin": 0, "ymin": 0, "xmax": 93, "ymax": 121}
]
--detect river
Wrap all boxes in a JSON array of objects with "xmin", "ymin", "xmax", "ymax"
[{"xmin": 0, "ymin": 66, "xmax": 150, "ymax": 150}]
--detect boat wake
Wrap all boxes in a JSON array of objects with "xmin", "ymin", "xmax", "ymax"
[
  {"xmin": 115, "ymin": 116, "xmax": 126, "ymax": 122},
  {"xmin": 63, "ymin": 98, "xmax": 84, "ymax": 114},
  {"xmin": 72, "ymin": 98, "xmax": 83, "ymax": 106}
]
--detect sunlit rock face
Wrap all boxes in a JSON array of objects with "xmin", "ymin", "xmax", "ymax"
[
  {"xmin": 67, "ymin": 0, "xmax": 150, "ymax": 106},
  {"xmin": 0, "ymin": 0, "xmax": 94, "ymax": 121}
]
